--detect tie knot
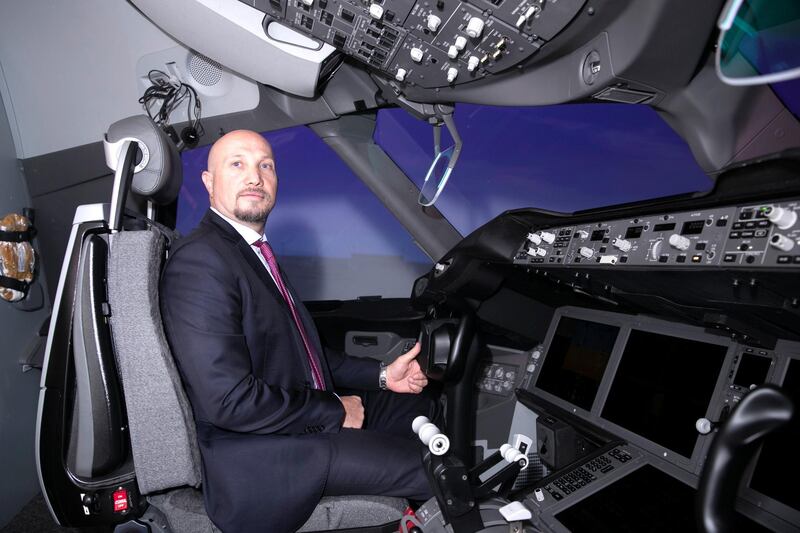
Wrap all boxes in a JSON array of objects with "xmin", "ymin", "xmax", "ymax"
[{"xmin": 253, "ymin": 239, "xmax": 274, "ymax": 261}]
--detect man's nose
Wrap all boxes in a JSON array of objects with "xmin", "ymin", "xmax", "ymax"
[{"xmin": 244, "ymin": 167, "xmax": 263, "ymax": 185}]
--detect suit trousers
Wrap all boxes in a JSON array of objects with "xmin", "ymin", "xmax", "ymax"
[{"xmin": 322, "ymin": 387, "xmax": 441, "ymax": 501}]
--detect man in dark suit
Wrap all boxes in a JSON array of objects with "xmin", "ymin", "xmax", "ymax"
[{"xmin": 160, "ymin": 130, "xmax": 435, "ymax": 533}]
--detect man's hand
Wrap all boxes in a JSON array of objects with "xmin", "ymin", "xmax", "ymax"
[
  {"xmin": 340, "ymin": 395, "xmax": 364, "ymax": 429},
  {"xmin": 386, "ymin": 342, "xmax": 428, "ymax": 394}
]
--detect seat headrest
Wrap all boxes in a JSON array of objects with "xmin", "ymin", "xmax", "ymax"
[{"xmin": 104, "ymin": 115, "xmax": 183, "ymax": 205}]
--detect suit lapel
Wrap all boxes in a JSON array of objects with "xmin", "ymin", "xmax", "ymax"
[
  {"xmin": 201, "ymin": 210, "xmax": 330, "ymax": 387},
  {"xmin": 202, "ymin": 211, "xmax": 285, "ymax": 306}
]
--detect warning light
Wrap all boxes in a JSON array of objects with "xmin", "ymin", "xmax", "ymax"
[{"xmin": 113, "ymin": 489, "xmax": 129, "ymax": 513}]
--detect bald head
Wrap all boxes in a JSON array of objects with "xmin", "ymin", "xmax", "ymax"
[{"xmin": 201, "ymin": 130, "xmax": 278, "ymax": 233}]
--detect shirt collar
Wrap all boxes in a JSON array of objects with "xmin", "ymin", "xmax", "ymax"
[{"xmin": 210, "ymin": 207, "xmax": 265, "ymax": 245}]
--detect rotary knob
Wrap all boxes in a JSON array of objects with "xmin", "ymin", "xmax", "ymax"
[
  {"xmin": 540, "ymin": 231, "xmax": 556, "ymax": 244},
  {"xmin": 668, "ymin": 234, "xmax": 690, "ymax": 251},
  {"xmin": 467, "ymin": 55, "xmax": 480, "ymax": 72},
  {"xmin": 526, "ymin": 232, "xmax": 542, "ymax": 245},
  {"xmin": 532, "ymin": 247, "xmax": 546, "ymax": 257},
  {"xmin": 427, "ymin": 14, "xmax": 442, "ymax": 32},
  {"xmin": 767, "ymin": 206, "xmax": 797, "ymax": 230},
  {"xmin": 300, "ymin": 0, "xmax": 313, "ymax": 5},
  {"xmin": 410, "ymin": 47, "xmax": 424, "ymax": 63},
  {"xmin": 446, "ymin": 67, "xmax": 459, "ymax": 83},
  {"xmin": 395, "ymin": 68, "xmax": 407, "ymax": 82},
  {"xmin": 579, "ymin": 247, "xmax": 594, "ymax": 259},
  {"xmin": 466, "ymin": 17, "xmax": 485, "ymax": 38},
  {"xmin": 650, "ymin": 239, "xmax": 664, "ymax": 260},
  {"xmin": 455, "ymin": 36, "xmax": 467, "ymax": 51},
  {"xmin": 447, "ymin": 45, "xmax": 458, "ymax": 59},
  {"xmin": 576, "ymin": 230, "xmax": 589, "ymax": 239},
  {"xmin": 770, "ymin": 233, "xmax": 795, "ymax": 252},
  {"xmin": 612, "ymin": 238, "xmax": 632, "ymax": 252}
]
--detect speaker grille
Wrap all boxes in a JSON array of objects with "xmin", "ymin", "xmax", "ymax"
[
  {"xmin": 512, "ymin": 452, "xmax": 548, "ymax": 491},
  {"xmin": 188, "ymin": 53, "xmax": 223, "ymax": 86}
]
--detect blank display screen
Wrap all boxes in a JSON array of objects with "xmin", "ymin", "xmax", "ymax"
[
  {"xmin": 535, "ymin": 317, "xmax": 619, "ymax": 410},
  {"xmin": 555, "ymin": 465, "xmax": 771, "ymax": 533},
  {"xmin": 601, "ymin": 330, "xmax": 728, "ymax": 458},
  {"xmin": 749, "ymin": 359, "xmax": 800, "ymax": 511},
  {"xmin": 733, "ymin": 353, "xmax": 771, "ymax": 389}
]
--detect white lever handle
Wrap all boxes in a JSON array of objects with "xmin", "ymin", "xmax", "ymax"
[{"xmin": 412, "ymin": 416, "xmax": 450, "ymax": 455}]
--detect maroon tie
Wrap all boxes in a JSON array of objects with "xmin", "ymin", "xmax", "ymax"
[{"xmin": 253, "ymin": 239, "xmax": 326, "ymax": 390}]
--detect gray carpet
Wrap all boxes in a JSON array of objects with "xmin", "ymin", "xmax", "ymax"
[{"xmin": 1, "ymin": 494, "xmax": 82, "ymax": 533}]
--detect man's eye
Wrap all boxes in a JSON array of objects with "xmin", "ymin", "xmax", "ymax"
[
  {"xmin": 261, "ymin": 162, "xmax": 273, "ymax": 170},
  {"xmin": 231, "ymin": 161, "xmax": 241, "ymax": 168}
]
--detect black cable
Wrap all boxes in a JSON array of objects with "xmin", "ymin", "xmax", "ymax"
[{"xmin": 138, "ymin": 69, "xmax": 204, "ymax": 139}]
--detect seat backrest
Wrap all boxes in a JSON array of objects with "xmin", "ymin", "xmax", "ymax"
[{"xmin": 107, "ymin": 227, "xmax": 202, "ymax": 494}]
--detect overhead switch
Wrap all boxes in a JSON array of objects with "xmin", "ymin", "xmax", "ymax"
[
  {"xmin": 448, "ymin": 45, "xmax": 458, "ymax": 59},
  {"xmin": 467, "ymin": 55, "xmax": 480, "ymax": 72},
  {"xmin": 427, "ymin": 14, "xmax": 442, "ymax": 32},
  {"xmin": 369, "ymin": 3, "xmax": 384, "ymax": 19},
  {"xmin": 540, "ymin": 231, "xmax": 556, "ymax": 244},
  {"xmin": 466, "ymin": 17, "xmax": 485, "ymax": 38},
  {"xmin": 455, "ymin": 36, "xmax": 467, "ymax": 50},
  {"xmin": 410, "ymin": 47, "xmax": 424, "ymax": 63},
  {"xmin": 527, "ymin": 232, "xmax": 542, "ymax": 245},
  {"xmin": 446, "ymin": 67, "xmax": 459, "ymax": 83}
]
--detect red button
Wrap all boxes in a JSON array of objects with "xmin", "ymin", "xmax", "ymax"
[{"xmin": 113, "ymin": 489, "xmax": 128, "ymax": 513}]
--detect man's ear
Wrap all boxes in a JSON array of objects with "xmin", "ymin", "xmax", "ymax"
[{"xmin": 201, "ymin": 170, "xmax": 214, "ymax": 198}]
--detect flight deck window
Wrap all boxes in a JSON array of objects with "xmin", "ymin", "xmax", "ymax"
[
  {"xmin": 176, "ymin": 126, "xmax": 431, "ymax": 301},
  {"xmin": 374, "ymin": 104, "xmax": 713, "ymax": 236}
]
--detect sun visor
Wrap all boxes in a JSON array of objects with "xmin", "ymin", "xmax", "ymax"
[{"xmin": 129, "ymin": 0, "xmax": 340, "ymax": 98}]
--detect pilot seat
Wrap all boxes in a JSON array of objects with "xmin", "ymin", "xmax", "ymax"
[{"xmin": 35, "ymin": 115, "xmax": 406, "ymax": 532}]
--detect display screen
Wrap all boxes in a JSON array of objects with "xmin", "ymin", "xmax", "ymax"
[
  {"xmin": 590, "ymin": 229, "xmax": 607, "ymax": 242},
  {"xmin": 555, "ymin": 465, "xmax": 771, "ymax": 532},
  {"xmin": 601, "ymin": 330, "xmax": 728, "ymax": 458},
  {"xmin": 681, "ymin": 220, "xmax": 706, "ymax": 235},
  {"xmin": 625, "ymin": 225, "xmax": 644, "ymax": 239},
  {"xmin": 535, "ymin": 317, "xmax": 619, "ymax": 411},
  {"xmin": 653, "ymin": 222, "xmax": 676, "ymax": 232},
  {"xmin": 733, "ymin": 353, "xmax": 771, "ymax": 389},
  {"xmin": 749, "ymin": 359, "xmax": 799, "ymax": 511}
]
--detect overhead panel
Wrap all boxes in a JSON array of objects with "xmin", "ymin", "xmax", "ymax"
[{"xmin": 244, "ymin": 0, "xmax": 586, "ymax": 90}]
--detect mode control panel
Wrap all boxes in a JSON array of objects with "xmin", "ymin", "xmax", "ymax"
[{"xmin": 514, "ymin": 199, "xmax": 800, "ymax": 268}]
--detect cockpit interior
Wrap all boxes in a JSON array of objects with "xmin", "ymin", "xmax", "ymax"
[{"xmin": 0, "ymin": 0, "xmax": 799, "ymax": 532}]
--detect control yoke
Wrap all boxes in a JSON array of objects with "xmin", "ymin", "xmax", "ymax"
[{"xmin": 408, "ymin": 416, "xmax": 531, "ymax": 533}]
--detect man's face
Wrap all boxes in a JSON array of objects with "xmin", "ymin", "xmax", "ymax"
[{"xmin": 202, "ymin": 131, "xmax": 278, "ymax": 232}]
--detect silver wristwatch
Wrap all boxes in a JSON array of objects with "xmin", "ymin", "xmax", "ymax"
[{"xmin": 379, "ymin": 362, "xmax": 388, "ymax": 390}]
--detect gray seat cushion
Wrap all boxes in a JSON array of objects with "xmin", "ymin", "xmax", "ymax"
[{"xmin": 148, "ymin": 488, "xmax": 405, "ymax": 532}]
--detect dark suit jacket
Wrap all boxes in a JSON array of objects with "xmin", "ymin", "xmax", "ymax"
[{"xmin": 160, "ymin": 210, "xmax": 380, "ymax": 533}]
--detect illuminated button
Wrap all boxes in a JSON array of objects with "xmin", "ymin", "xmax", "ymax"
[
  {"xmin": 723, "ymin": 254, "xmax": 736, "ymax": 262},
  {"xmin": 395, "ymin": 68, "xmax": 407, "ymax": 82},
  {"xmin": 466, "ymin": 16, "xmax": 485, "ymax": 38},
  {"xmin": 467, "ymin": 55, "xmax": 480, "ymax": 72},
  {"xmin": 446, "ymin": 67, "xmax": 459, "ymax": 83},
  {"xmin": 691, "ymin": 254, "xmax": 702, "ymax": 263},
  {"xmin": 426, "ymin": 14, "xmax": 442, "ymax": 32},
  {"xmin": 532, "ymin": 350, "xmax": 541, "ymax": 359},
  {"xmin": 527, "ymin": 364, "xmax": 535, "ymax": 372},
  {"xmin": 410, "ymin": 47, "xmax": 424, "ymax": 62},
  {"xmin": 448, "ymin": 45, "xmax": 458, "ymax": 58},
  {"xmin": 369, "ymin": 3, "xmax": 384, "ymax": 19},
  {"xmin": 455, "ymin": 35, "xmax": 467, "ymax": 50},
  {"xmin": 113, "ymin": 489, "xmax": 128, "ymax": 513}
]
